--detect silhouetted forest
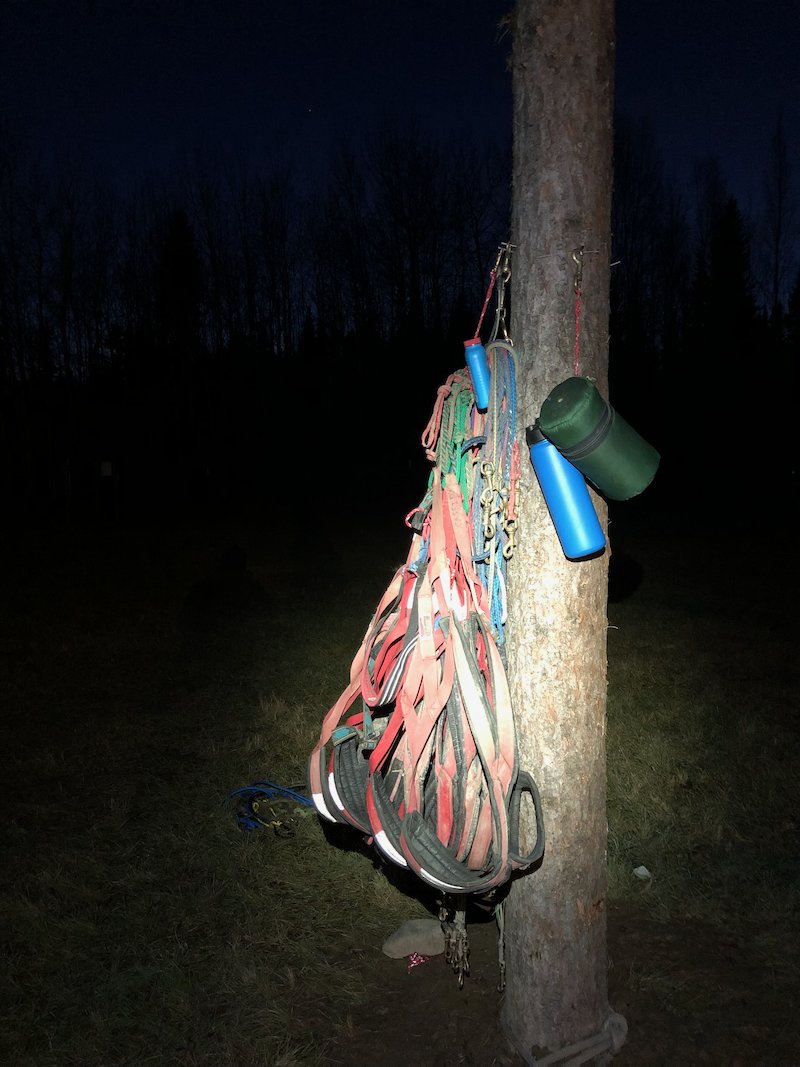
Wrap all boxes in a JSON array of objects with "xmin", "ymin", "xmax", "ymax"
[{"xmin": 1, "ymin": 116, "xmax": 798, "ymax": 522}]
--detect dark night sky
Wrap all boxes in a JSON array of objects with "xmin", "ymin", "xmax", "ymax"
[{"xmin": 1, "ymin": 0, "xmax": 799, "ymax": 208}]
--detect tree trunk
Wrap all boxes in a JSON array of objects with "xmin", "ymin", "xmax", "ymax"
[{"xmin": 501, "ymin": 1, "xmax": 618, "ymax": 1060}]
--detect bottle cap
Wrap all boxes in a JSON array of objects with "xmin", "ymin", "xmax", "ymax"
[{"xmin": 525, "ymin": 422, "xmax": 546, "ymax": 447}]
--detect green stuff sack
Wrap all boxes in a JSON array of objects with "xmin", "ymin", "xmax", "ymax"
[{"xmin": 539, "ymin": 377, "xmax": 660, "ymax": 501}]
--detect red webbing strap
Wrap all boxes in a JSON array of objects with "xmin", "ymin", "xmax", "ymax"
[
  {"xmin": 367, "ymin": 472, "xmax": 511, "ymax": 889},
  {"xmin": 420, "ymin": 368, "xmax": 476, "ymax": 466},
  {"xmin": 433, "ymin": 713, "xmax": 458, "ymax": 847},
  {"xmin": 360, "ymin": 563, "xmax": 419, "ymax": 708},
  {"xmin": 308, "ymin": 528, "xmax": 420, "ymax": 822},
  {"xmin": 396, "ymin": 612, "xmax": 518, "ymax": 893},
  {"xmin": 308, "ymin": 465, "xmax": 544, "ymax": 894}
]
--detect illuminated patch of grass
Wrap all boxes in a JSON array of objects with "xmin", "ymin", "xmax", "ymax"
[
  {"xmin": 2, "ymin": 514, "xmax": 797, "ymax": 1064},
  {"xmin": 0, "ymin": 519, "xmax": 422, "ymax": 1067}
]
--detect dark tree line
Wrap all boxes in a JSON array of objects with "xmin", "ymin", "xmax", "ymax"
[
  {"xmin": 611, "ymin": 115, "xmax": 799, "ymax": 504},
  {"xmin": 0, "ymin": 123, "xmax": 508, "ymax": 518},
  {"xmin": 1, "ymin": 115, "xmax": 797, "ymax": 520}
]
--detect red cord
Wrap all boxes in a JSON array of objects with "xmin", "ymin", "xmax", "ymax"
[
  {"xmin": 474, "ymin": 269, "xmax": 497, "ymax": 339},
  {"xmin": 507, "ymin": 442, "xmax": 521, "ymax": 522}
]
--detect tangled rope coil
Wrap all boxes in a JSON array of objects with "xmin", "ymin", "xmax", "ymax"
[
  {"xmin": 420, "ymin": 342, "xmax": 520, "ymax": 650},
  {"xmin": 421, "ymin": 368, "xmax": 483, "ymax": 509},
  {"xmin": 469, "ymin": 340, "xmax": 520, "ymax": 649}
]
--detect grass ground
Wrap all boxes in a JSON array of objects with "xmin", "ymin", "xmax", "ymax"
[
  {"xmin": 0, "ymin": 516, "xmax": 420, "ymax": 1067},
  {"xmin": 606, "ymin": 512, "xmax": 799, "ymax": 935},
  {"xmin": 1, "ymin": 505, "xmax": 797, "ymax": 1065}
]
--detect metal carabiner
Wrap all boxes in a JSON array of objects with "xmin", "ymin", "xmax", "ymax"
[
  {"xmin": 502, "ymin": 517, "xmax": 517, "ymax": 560},
  {"xmin": 500, "ymin": 241, "xmax": 515, "ymax": 284},
  {"xmin": 490, "ymin": 242, "xmax": 515, "ymax": 343}
]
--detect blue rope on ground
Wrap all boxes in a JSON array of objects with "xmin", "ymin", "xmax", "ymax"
[{"xmin": 228, "ymin": 779, "xmax": 314, "ymax": 831}]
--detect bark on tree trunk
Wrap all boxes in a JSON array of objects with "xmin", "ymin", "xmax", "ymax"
[{"xmin": 501, "ymin": 1, "xmax": 618, "ymax": 1060}]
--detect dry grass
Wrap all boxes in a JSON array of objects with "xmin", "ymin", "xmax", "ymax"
[
  {"xmin": 0, "ymin": 517, "xmax": 423, "ymax": 1067},
  {"xmin": 1, "ymin": 508, "xmax": 797, "ymax": 1064},
  {"xmin": 606, "ymin": 516, "xmax": 800, "ymax": 940}
]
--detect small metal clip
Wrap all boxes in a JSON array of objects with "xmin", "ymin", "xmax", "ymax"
[
  {"xmin": 572, "ymin": 246, "xmax": 585, "ymax": 293},
  {"xmin": 502, "ymin": 517, "xmax": 517, "ymax": 560}
]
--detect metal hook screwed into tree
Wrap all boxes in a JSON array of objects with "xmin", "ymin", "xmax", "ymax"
[
  {"xmin": 492, "ymin": 241, "xmax": 516, "ymax": 344},
  {"xmin": 572, "ymin": 246, "xmax": 585, "ymax": 293}
]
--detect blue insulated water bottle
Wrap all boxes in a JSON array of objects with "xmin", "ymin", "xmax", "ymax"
[
  {"xmin": 526, "ymin": 422, "xmax": 605, "ymax": 560},
  {"xmin": 464, "ymin": 337, "xmax": 490, "ymax": 410}
]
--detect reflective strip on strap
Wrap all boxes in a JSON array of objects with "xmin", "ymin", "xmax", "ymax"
[
  {"xmin": 327, "ymin": 771, "xmax": 345, "ymax": 815},
  {"xmin": 311, "ymin": 791, "xmax": 336, "ymax": 822},
  {"xmin": 378, "ymin": 632, "xmax": 418, "ymax": 706},
  {"xmin": 415, "ymin": 867, "xmax": 465, "ymax": 893},
  {"xmin": 374, "ymin": 829, "xmax": 409, "ymax": 868}
]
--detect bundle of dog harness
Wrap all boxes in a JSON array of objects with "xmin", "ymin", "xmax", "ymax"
[{"xmin": 308, "ymin": 344, "xmax": 544, "ymax": 897}]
